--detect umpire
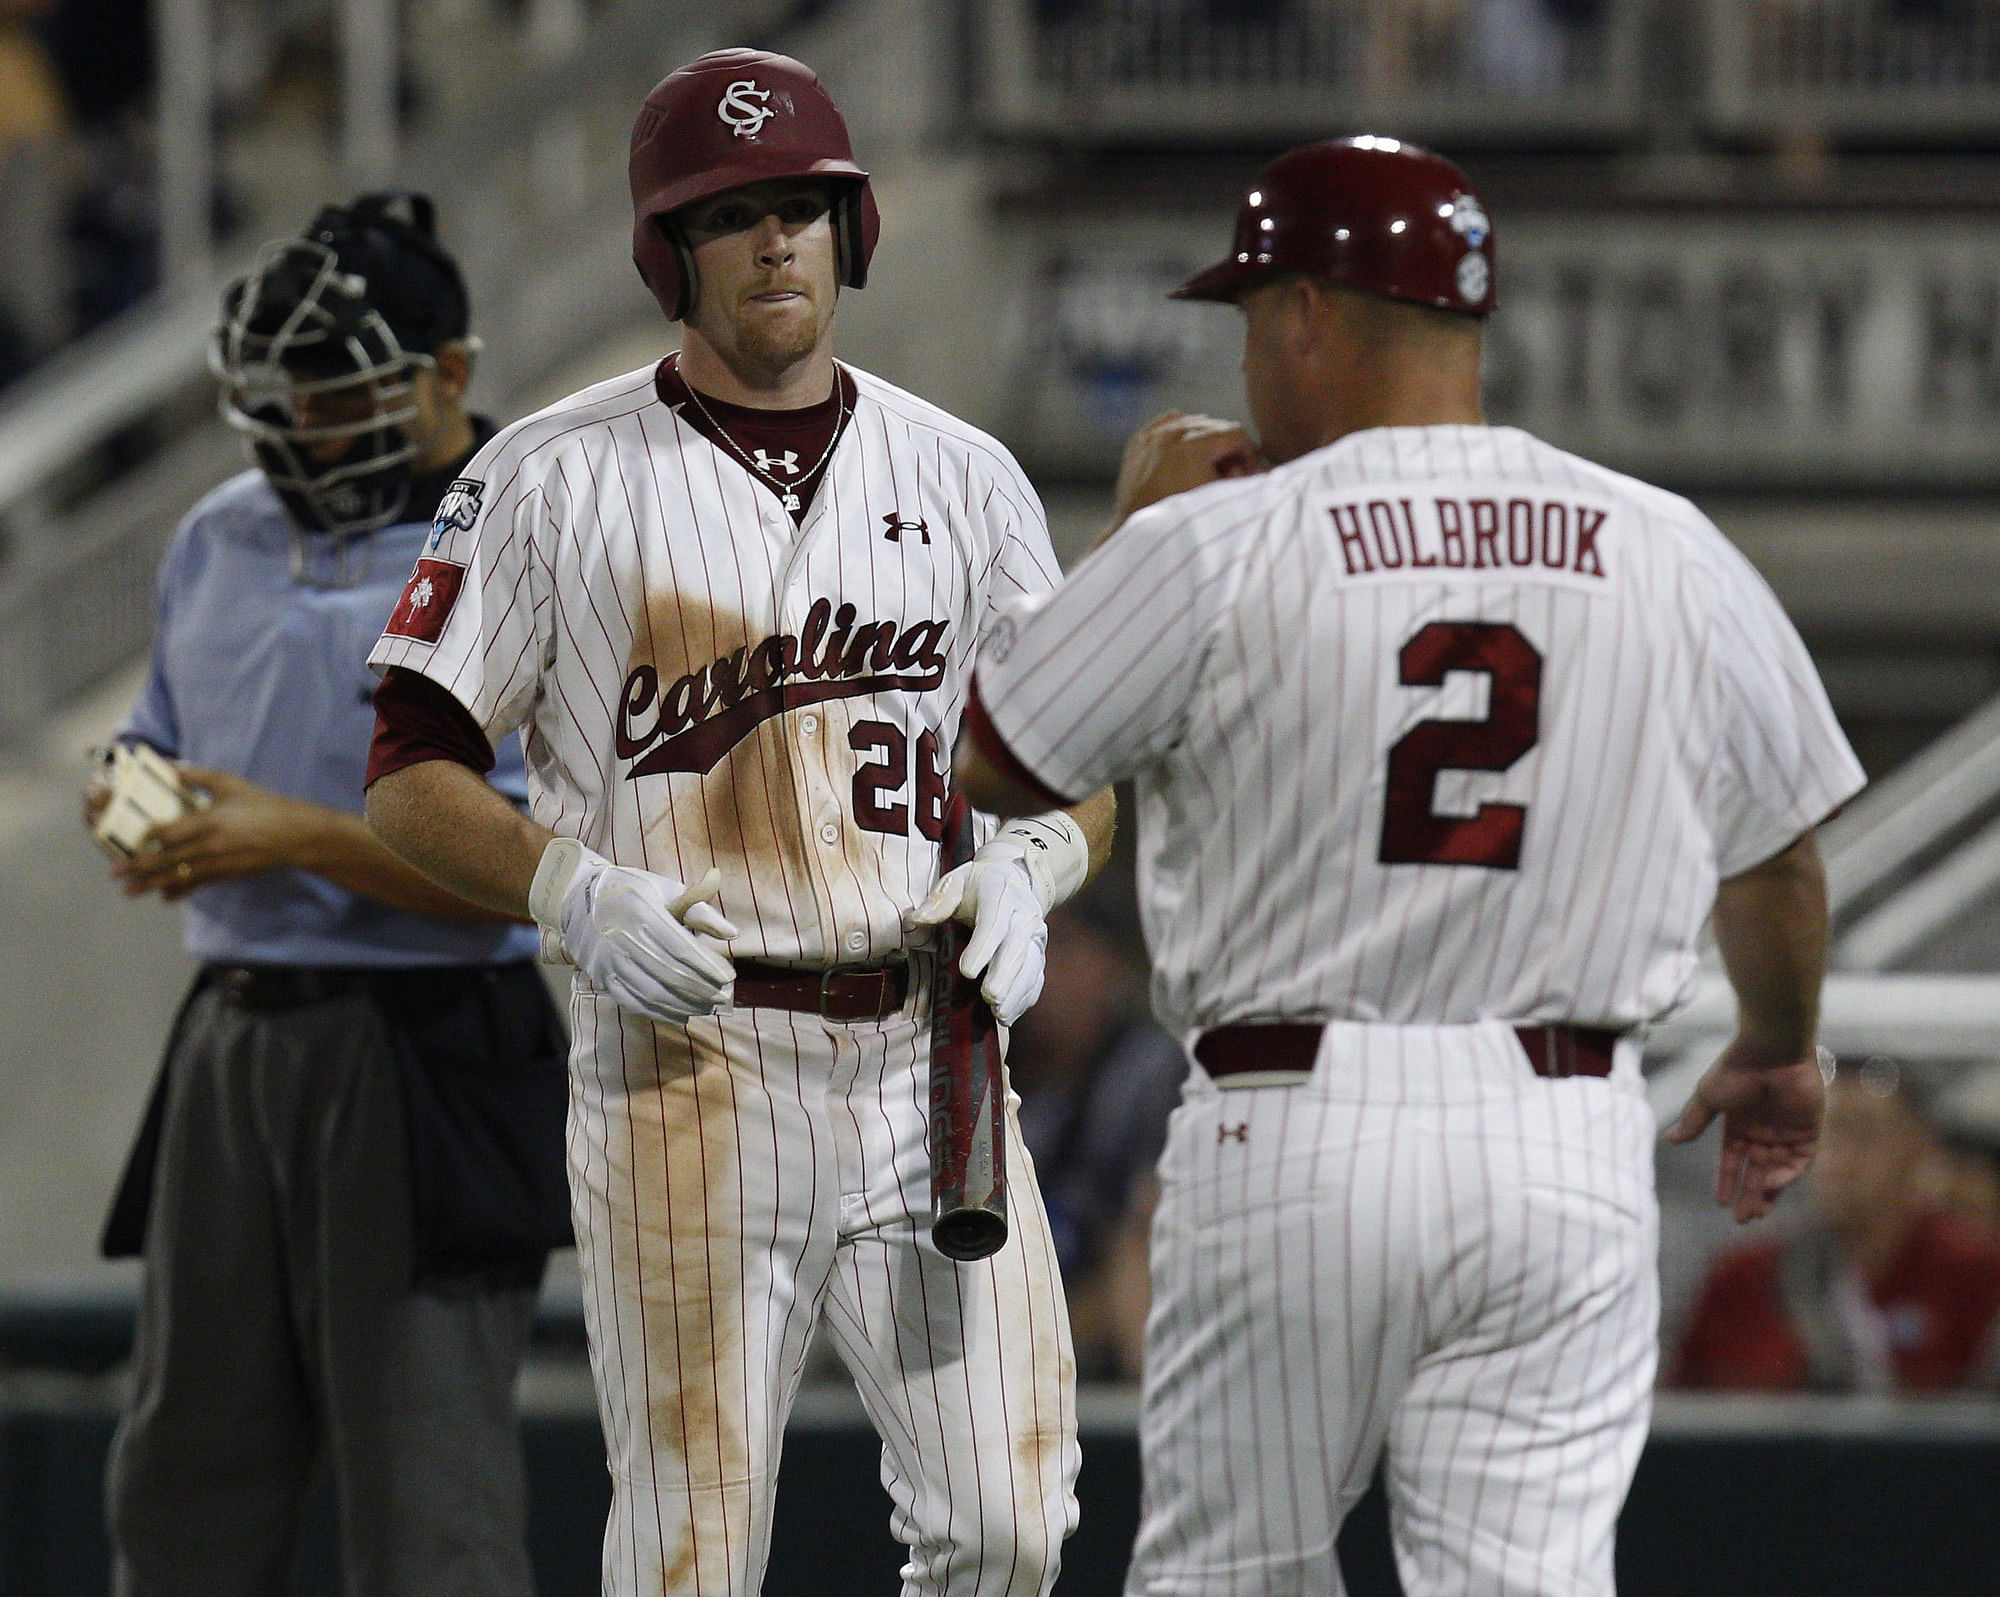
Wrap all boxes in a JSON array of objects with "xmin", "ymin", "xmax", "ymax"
[{"xmin": 87, "ymin": 193, "xmax": 568, "ymax": 1596}]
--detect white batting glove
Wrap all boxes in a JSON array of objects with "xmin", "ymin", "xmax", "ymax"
[
  {"xmin": 529, "ymin": 841, "xmax": 736, "ymax": 1025},
  {"xmin": 906, "ymin": 814, "xmax": 1090, "ymax": 1028}
]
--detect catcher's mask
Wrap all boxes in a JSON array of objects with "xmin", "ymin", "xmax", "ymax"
[{"xmin": 209, "ymin": 192, "xmax": 470, "ymax": 556}]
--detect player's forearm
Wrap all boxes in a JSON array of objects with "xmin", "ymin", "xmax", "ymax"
[
  {"xmin": 1711, "ymin": 829, "xmax": 1829, "ymax": 1064},
  {"xmin": 1071, "ymin": 787, "xmax": 1117, "ymax": 882},
  {"xmin": 365, "ymin": 759, "xmax": 554, "ymax": 919},
  {"xmin": 291, "ymin": 807, "xmax": 524, "ymax": 922}
]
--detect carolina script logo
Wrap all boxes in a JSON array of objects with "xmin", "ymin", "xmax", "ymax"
[
  {"xmin": 717, "ymin": 79, "xmax": 776, "ymax": 139},
  {"xmin": 617, "ymin": 598, "xmax": 949, "ymax": 779}
]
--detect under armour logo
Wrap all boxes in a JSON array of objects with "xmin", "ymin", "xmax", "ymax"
[
  {"xmin": 883, "ymin": 513, "xmax": 930, "ymax": 544},
  {"xmin": 409, "ymin": 575, "xmax": 435, "ymax": 609},
  {"xmin": 718, "ymin": 80, "xmax": 776, "ymax": 139},
  {"xmin": 753, "ymin": 448, "xmax": 801, "ymax": 478},
  {"xmin": 1218, "ymin": 1122, "xmax": 1249, "ymax": 1144}
]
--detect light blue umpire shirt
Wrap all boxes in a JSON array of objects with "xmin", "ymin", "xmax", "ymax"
[{"xmin": 121, "ymin": 466, "xmax": 541, "ymax": 969}]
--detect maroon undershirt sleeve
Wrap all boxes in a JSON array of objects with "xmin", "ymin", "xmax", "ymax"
[
  {"xmin": 964, "ymin": 676, "xmax": 1079, "ymax": 811},
  {"xmin": 366, "ymin": 665, "xmax": 497, "ymax": 788}
]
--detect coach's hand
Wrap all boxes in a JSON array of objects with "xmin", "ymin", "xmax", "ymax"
[
  {"xmin": 1665, "ymin": 1039, "xmax": 1830, "ymax": 1224},
  {"xmin": 907, "ymin": 841, "xmax": 1048, "ymax": 1027},
  {"xmin": 1110, "ymin": 411, "xmax": 1266, "ymax": 532},
  {"xmin": 533, "ymin": 843, "xmax": 737, "ymax": 1025}
]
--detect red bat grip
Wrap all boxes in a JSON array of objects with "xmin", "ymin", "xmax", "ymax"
[{"xmin": 929, "ymin": 791, "xmax": 1009, "ymax": 1262}]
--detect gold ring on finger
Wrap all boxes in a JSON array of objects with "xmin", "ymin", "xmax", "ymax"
[{"xmin": 175, "ymin": 862, "xmax": 192, "ymax": 880}]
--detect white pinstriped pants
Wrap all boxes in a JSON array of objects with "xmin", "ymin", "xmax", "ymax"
[
  {"xmin": 567, "ymin": 972, "xmax": 1078, "ymax": 1597},
  {"xmin": 1127, "ymin": 1021, "xmax": 1658, "ymax": 1597}
]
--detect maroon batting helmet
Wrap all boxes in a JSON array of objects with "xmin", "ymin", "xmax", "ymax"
[
  {"xmin": 629, "ymin": 49, "xmax": 880, "ymax": 322},
  {"xmin": 1173, "ymin": 136, "xmax": 1495, "ymax": 316}
]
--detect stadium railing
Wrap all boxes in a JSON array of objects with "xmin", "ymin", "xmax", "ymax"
[
  {"xmin": 0, "ymin": 1, "xmax": 768, "ymax": 748},
  {"xmin": 1705, "ymin": 0, "xmax": 2000, "ymax": 138},
  {"xmin": 970, "ymin": 0, "xmax": 1652, "ymax": 143}
]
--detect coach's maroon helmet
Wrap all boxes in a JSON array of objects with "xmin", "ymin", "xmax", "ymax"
[
  {"xmin": 1173, "ymin": 136, "xmax": 1495, "ymax": 316},
  {"xmin": 629, "ymin": 49, "xmax": 880, "ymax": 322}
]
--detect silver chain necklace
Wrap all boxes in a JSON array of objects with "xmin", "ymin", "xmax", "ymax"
[{"xmin": 678, "ymin": 369, "xmax": 849, "ymax": 516}]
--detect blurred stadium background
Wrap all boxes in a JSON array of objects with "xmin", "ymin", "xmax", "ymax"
[{"xmin": 7, "ymin": 0, "xmax": 2000, "ymax": 1590}]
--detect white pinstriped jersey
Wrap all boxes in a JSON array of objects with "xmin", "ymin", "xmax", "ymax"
[
  {"xmin": 978, "ymin": 423, "xmax": 1864, "ymax": 1038},
  {"xmin": 368, "ymin": 360, "xmax": 1061, "ymax": 966}
]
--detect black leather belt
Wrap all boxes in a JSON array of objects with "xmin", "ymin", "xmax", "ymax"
[
  {"xmin": 732, "ymin": 959, "xmax": 909, "ymax": 1023},
  {"xmin": 1195, "ymin": 1021, "xmax": 1622, "ymax": 1081},
  {"xmin": 204, "ymin": 963, "xmax": 380, "ymax": 1011}
]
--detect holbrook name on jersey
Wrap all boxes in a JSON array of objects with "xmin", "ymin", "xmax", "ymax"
[{"xmin": 1330, "ymin": 493, "xmax": 1610, "ymax": 582}]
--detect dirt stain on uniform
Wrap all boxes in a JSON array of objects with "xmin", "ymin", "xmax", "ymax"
[
  {"xmin": 614, "ymin": 1007, "xmax": 755, "ymax": 1591},
  {"xmin": 626, "ymin": 590, "xmax": 828, "ymax": 954}
]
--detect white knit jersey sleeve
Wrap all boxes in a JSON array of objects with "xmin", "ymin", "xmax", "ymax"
[
  {"xmin": 367, "ymin": 429, "xmax": 554, "ymax": 742},
  {"xmin": 1701, "ymin": 533, "xmax": 1866, "ymax": 876},
  {"xmin": 977, "ymin": 487, "xmax": 1244, "ymax": 803}
]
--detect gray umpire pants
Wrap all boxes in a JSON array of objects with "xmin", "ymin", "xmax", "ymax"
[{"xmin": 105, "ymin": 979, "xmax": 540, "ymax": 1597}]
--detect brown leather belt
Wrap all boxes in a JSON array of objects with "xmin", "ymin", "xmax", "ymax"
[
  {"xmin": 732, "ymin": 959, "xmax": 909, "ymax": 1023},
  {"xmin": 1194, "ymin": 1021, "xmax": 1622, "ymax": 1081}
]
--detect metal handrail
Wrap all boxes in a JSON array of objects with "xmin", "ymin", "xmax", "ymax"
[
  {"xmin": 972, "ymin": 0, "xmax": 1651, "ymax": 142},
  {"xmin": 0, "ymin": 292, "xmax": 225, "ymax": 537},
  {"xmin": 1820, "ymin": 690, "xmax": 2000, "ymax": 923},
  {"xmin": 0, "ymin": 1, "xmax": 789, "ymax": 740},
  {"xmin": 1653, "ymin": 971, "xmax": 2000, "ymax": 1059},
  {"xmin": 0, "ymin": 0, "xmax": 676, "ymax": 540},
  {"xmin": 1706, "ymin": 0, "xmax": 2000, "ymax": 136}
]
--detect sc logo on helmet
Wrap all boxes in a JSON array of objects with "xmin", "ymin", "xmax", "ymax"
[{"xmin": 718, "ymin": 79, "xmax": 777, "ymax": 139}]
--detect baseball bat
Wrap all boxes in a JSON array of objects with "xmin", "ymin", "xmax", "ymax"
[{"xmin": 928, "ymin": 790, "xmax": 1009, "ymax": 1262}]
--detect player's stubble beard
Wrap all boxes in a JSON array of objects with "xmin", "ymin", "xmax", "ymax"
[
  {"xmin": 726, "ymin": 284, "xmax": 831, "ymax": 387},
  {"xmin": 687, "ymin": 247, "xmax": 839, "ymax": 398}
]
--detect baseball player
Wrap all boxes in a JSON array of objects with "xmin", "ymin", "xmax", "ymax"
[
  {"xmin": 959, "ymin": 137, "xmax": 1865, "ymax": 1596},
  {"xmin": 360, "ymin": 50, "xmax": 1113, "ymax": 1597}
]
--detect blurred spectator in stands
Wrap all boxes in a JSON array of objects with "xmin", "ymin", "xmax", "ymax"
[
  {"xmin": 1673, "ymin": 1057, "xmax": 2000, "ymax": 1392},
  {"xmin": 1009, "ymin": 896, "xmax": 1185, "ymax": 1379},
  {"xmin": 35, "ymin": 0, "xmax": 156, "ymax": 332},
  {"xmin": 0, "ymin": 0, "xmax": 63, "ymax": 149},
  {"xmin": 1932, "ymin": 1063, "xmax": 2000, "ymax": 1234},
  {"xmin": 1354, "ymin": 0, "xmax": 1599, "ymax": 93},
  {"xmin": 37, "ymin": 0, "xmax": 148, "ymax": 127},
  {"xmin": 1466, "ymin": 0, "xmax": 1600, "ymax": 90},
  {"xmin": 0, "ymin": 0, "xmax": 68, "ymax": 382}
]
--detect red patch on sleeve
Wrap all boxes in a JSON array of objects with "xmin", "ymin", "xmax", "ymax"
[{"xmin": 384, "ymin": 559, "xmax": 466, "ymax": 643}]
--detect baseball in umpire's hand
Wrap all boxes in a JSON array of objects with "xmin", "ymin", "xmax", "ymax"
[
  {"xmin": 111, "ymin": 766, "xmax": 309, "ymax": 902},
  {"xmin": 1109, "ymin": 411, "xmax": 1266, "ymax": 534}
]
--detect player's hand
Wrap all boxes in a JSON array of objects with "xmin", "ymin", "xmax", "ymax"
[
  {"xmin": 1111, "ymin": 411, "xmax": 1266, "ymax": 529},
  {"xmin": 553, "ymin": 851, "xmax": 738, "ymax": 1025},
  {"xmin": 113, "ymin": 766, "xmax": 306, "ymax": 901},
  {"xmin": 1664, "ymin": 1038, "xmax": 1830, "ymax": 1224},
  {"xmin": 906, "ymin": 842, "xmax": 1048, "ymax": 1027}
]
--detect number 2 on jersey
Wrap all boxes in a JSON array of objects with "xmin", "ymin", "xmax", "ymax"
[{"xmin": 1378, "ymin": 621, "xmax": 1542, "ymax": 869}]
